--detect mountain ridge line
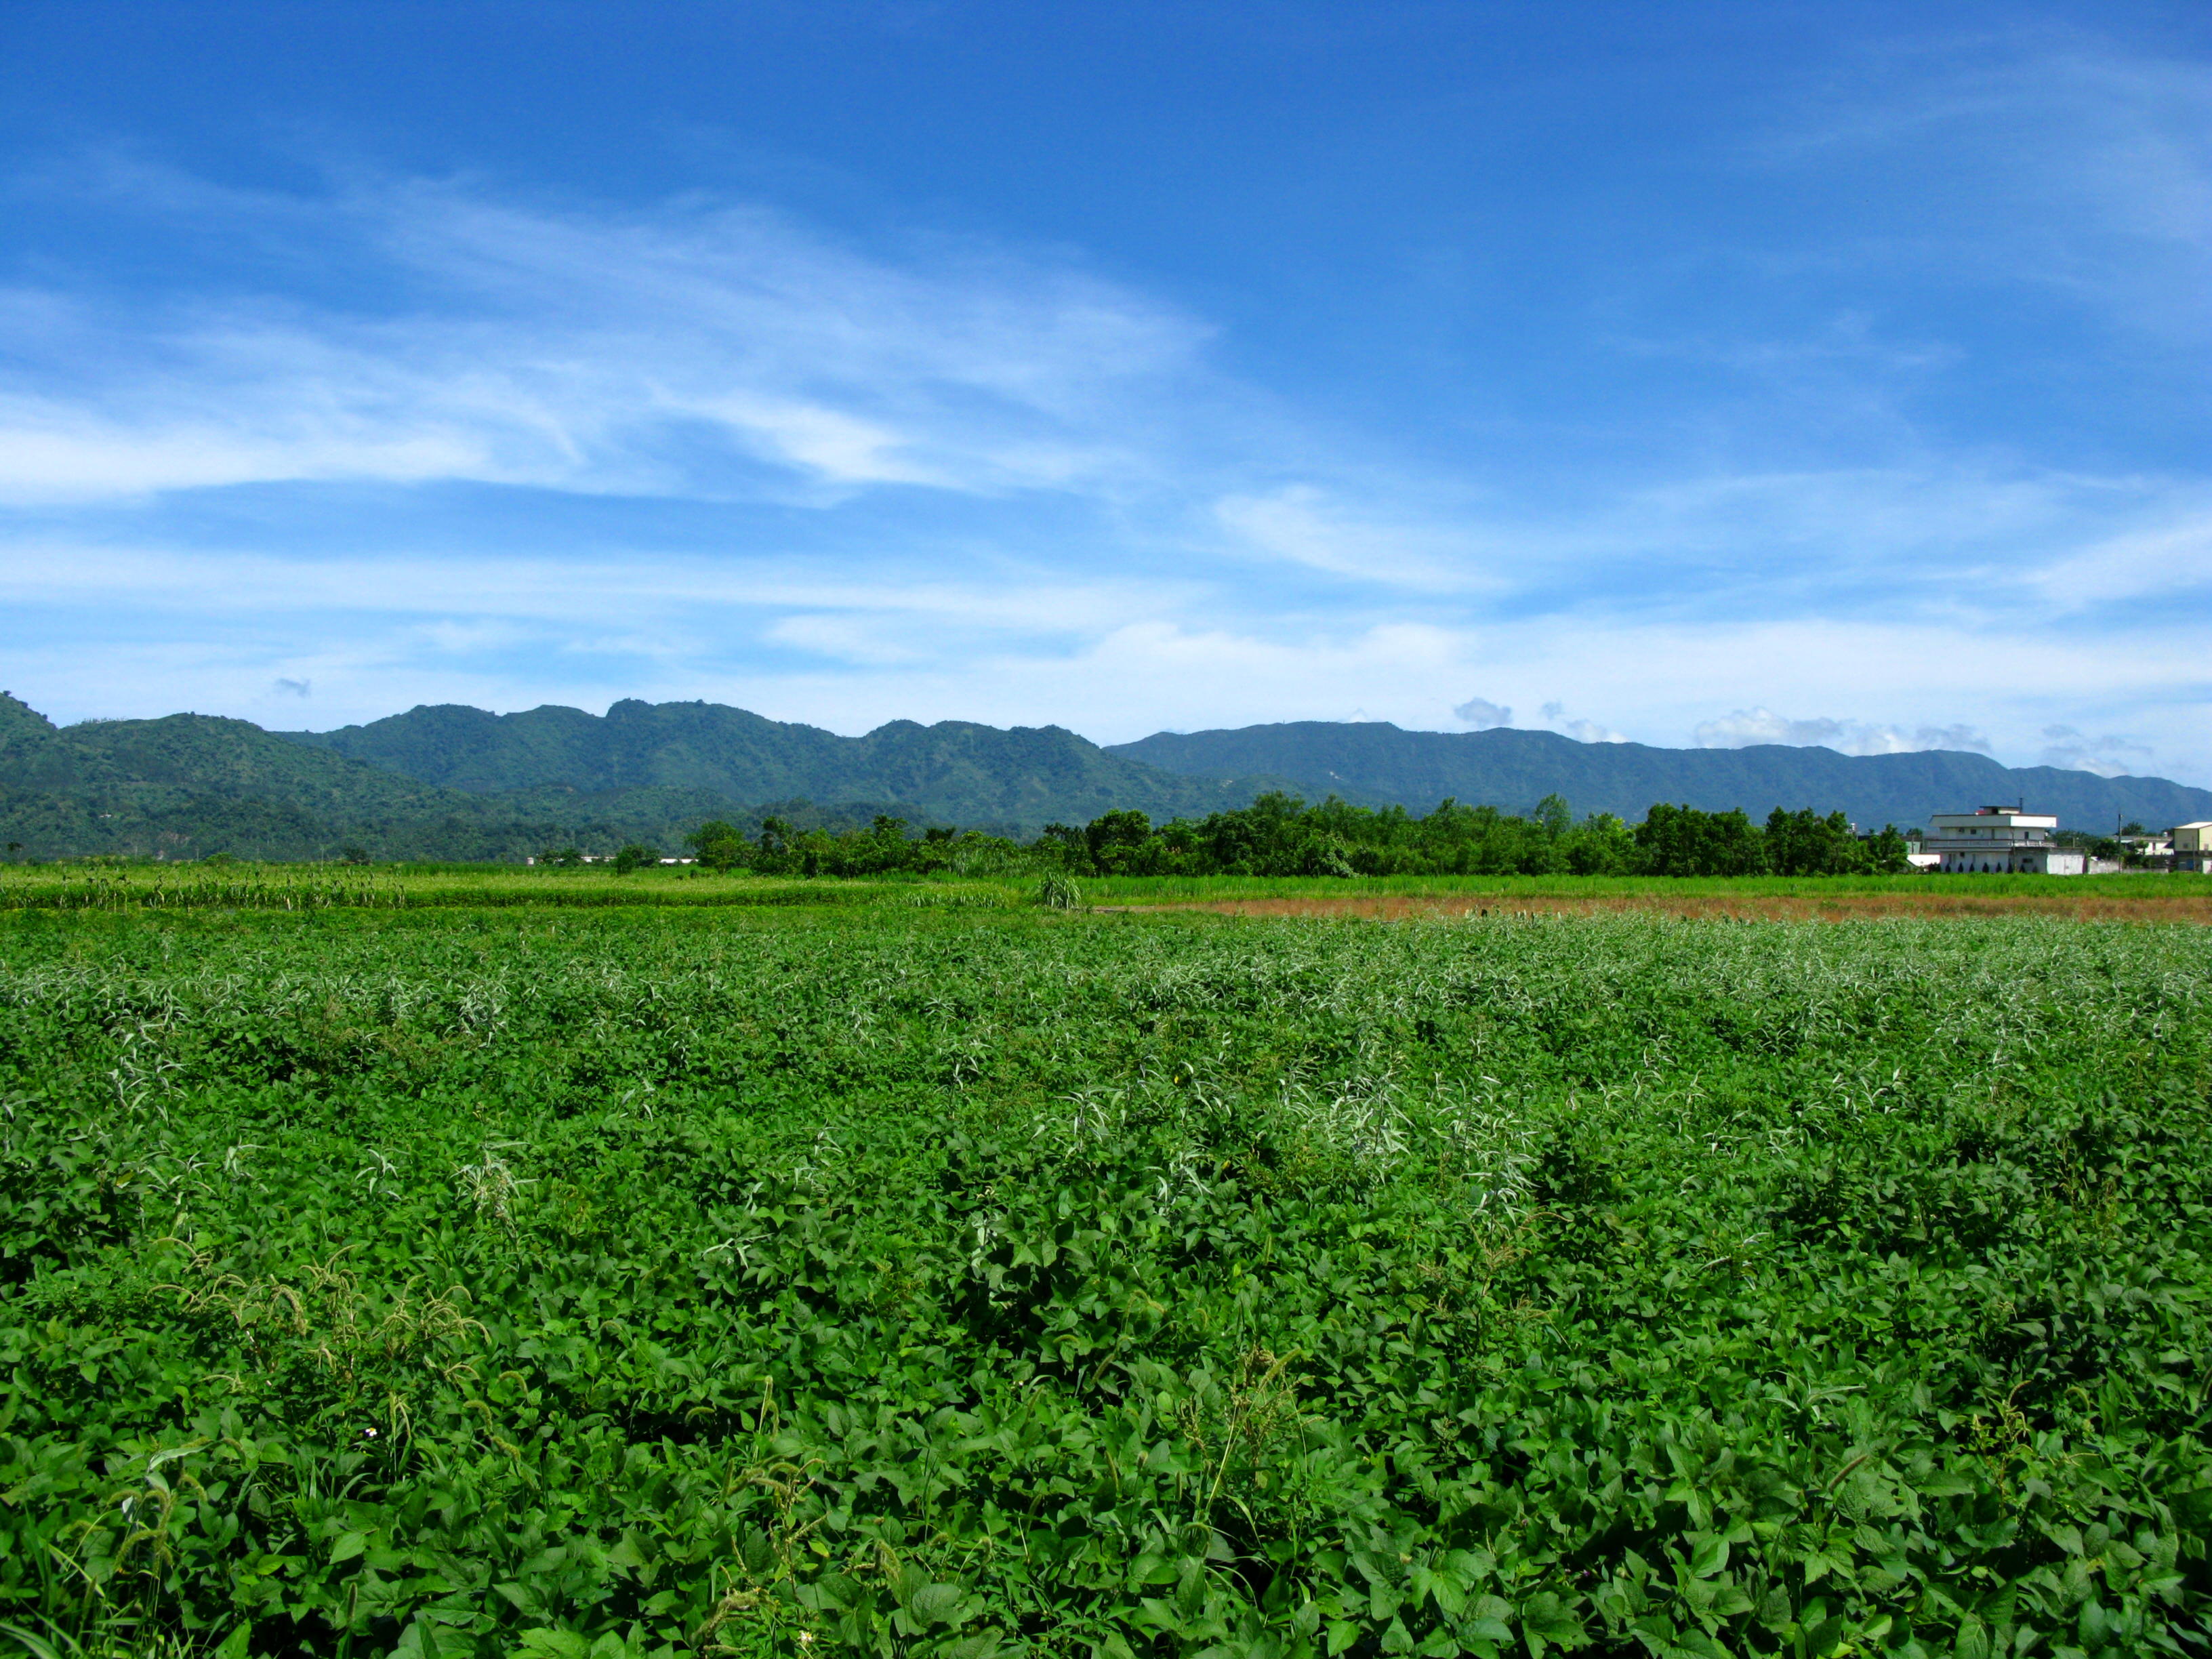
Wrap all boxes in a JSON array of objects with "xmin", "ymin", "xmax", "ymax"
[{"xmin": 1, "ymin": 691, "xmax": 2205, "ymax": 861}]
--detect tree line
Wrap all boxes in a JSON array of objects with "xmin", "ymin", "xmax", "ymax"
[{"xmin": 658, "ymin": 793, "xmax": 1913, "ymax": 879}]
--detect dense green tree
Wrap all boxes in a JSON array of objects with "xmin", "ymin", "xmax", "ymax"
[
  {"xmin": 1862, "ymin": 825, "xmax": 1913, "ymax": 874},
  {"xmin": 688, "ymin": 792, "xmax": 1950, "ymax": 884},
  {"xmin": 1764, "ymin": 807, "xmax": 1864, "ymax": 876},
  {"xmin": 684, "ymin": 820, "xmax": 749, "ymax": 872},
  {"xmin": 1036, "ymin": 823, "xmax": 1088, "ymax": 870},
  {"xmin": 1634, "ymin": 803, "xmax": 1767, "ymax": 876},
  {"xmin": 1084, "ymin": 808, "xmax": 1154, "ymax": 874},
  {"xmin": 1559, "ymin": 813, "xmax": 1635, "ymax": 874}
]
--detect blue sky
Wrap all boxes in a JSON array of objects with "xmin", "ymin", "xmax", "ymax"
[{"xmin": 2, "ymin": 3, "xmax": 2207, "ymax": 784}]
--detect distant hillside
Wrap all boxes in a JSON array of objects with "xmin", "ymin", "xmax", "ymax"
[
  {"xmin": 9, "ymin": 690, "xmax": 2209, "ymax": 862},
  {"xmin": 0, "ymin": 693, "xmax": 1286, "ymax": 859},
  {"xmin": 0, "ymin": 693, "xmax": 916, "ymax": 859},
  {"xmin": 1107, "ymin": 722, "xmax": 2212, "ymax": 832},
  {"xmin": 281, "ymin": 700, "xmax": 1289, "ymax": 828},
  {"xmin": 0, "ymin": 692, "xmax": 468, "ymax": 860}
]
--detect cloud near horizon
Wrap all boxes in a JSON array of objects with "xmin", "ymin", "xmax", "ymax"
[
  {"xmin": 1694, "ymin": 708, "xmax": 1996, "ymax": 758},
  {"xmin": 1452, "ymin": 696, "xmax": 1513, "ymax": 730},
  {"xmin": 2039, "ymin": 724, "xmax": 2156, "ymax": 778},
  {"xmin": 1539, "ymin": 703, "xmax": 1631, "ymax": 746}
]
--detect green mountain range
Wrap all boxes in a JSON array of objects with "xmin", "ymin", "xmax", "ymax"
[
  {"xmin": 281, "ymin": 699, "xmax": 1283, "ymax": 830},
  {"xmin": 2, "ymin": 691, "xmax": 2206, "ymax": 862},
  {"xmin": 0, "ymin": 693, "xmax": 1279, "ymax": 861},
  {"xmin": 1106, "ymin": 721, "xmax": 2212, "ymax": 832}
]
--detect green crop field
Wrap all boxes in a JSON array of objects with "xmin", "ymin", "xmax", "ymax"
[{"xmin": 1, "ymin": 886, "xmax": 2207, "ymax": 1659}]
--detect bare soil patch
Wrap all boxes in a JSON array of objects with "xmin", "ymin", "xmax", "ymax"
[{"xmin": 1133, "ymin": 888, "xmax": 2212, "ymax": 924}]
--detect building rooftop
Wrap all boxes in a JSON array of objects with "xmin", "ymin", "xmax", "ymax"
[{"xmin": 1929, "ymin": 808, "xmax": 2057, "ymax": 827}]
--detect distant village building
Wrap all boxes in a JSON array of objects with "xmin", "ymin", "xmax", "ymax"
[
  {"xmin": 1924, "ymin": 807, "xmax": 2086, "ymax": 875},
  {"xmin": 2173, "ymin": 822, "xmax": 2212, "ymax": 874},
  {"xmin": 2121, "ymin": 832, "xmax": 2173, "ymax": 868}
]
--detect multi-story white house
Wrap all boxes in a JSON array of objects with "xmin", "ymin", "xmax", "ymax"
[
  {"xmin": 2173, "ymin": 822, "xmax": 2212, "ymax": 874},
  {"xmin": 1923, "ymin": 806, "xmax": 2086, "ymax": 875}
]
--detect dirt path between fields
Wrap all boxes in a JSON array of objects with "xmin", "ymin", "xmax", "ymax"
[{"xmin": 1116, "ymin": 888, "xmax": 2212, "ymax": 924}]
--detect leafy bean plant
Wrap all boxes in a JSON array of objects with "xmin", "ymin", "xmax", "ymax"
[{"xmin": 0, "ymin": 901, "xmax": 2207, "ymax": 1659}]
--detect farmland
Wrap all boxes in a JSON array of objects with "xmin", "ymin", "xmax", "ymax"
[{"xmin": 1, "ymin": 881, "xmax": 2208, "ymax": 1659}]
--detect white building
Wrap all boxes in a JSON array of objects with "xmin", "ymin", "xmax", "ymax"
[
  {"xmin": 1924, "ymin": 806, "xmax": 2086, "ymax": 875},
  {"xmin": 2173, "ymin": 822, "xmax": 2212, "ymax": 874}
]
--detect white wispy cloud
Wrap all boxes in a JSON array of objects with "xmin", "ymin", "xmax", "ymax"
[
  {"xmin": 1212, "ymin": 485, "xmax": 1513, "ymax": 594},
  {"xmin": 2038, "ymin": 724, "xmax": 2155, "ymax": 778},
  {"xmin": 0, "ymin": 163, "xmax": 2203, "ymax": 636},
  {"xmin": 0, "ymin": 539, "xmax": 1197, "ymax": 644},
  {"xmin": 0, "ymin": 169, "xmax": 1212, "ymax": 506},
  {"xmin": 1536, "ymin": 701, "xmax": 1629, "ymax": 745},
  {"xmin": 2022, "ymin": 501, "xmax": 2212, "ymax": 609},
  {"xmin": 1756, "ymin": 37, "xmax": 2212, "ymax": 341}
]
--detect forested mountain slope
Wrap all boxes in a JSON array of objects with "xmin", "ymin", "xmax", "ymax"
[
  {"xmin": 281, "ymin": 699, "xmax": 1286, "ymax": 827},
  {"xmin": 8, "ymin": 687, "xmax": 2210, "ymax": 861},
  {"xmin": 0, "ymin": 692, "xmax": 471, "ymax": 859},
  {"xmin": 0, "ymin": 695, "xmax": 1279, "ymax": 858},
  {"xmin": 1108, "ymin": 721, "xmax": 2212, "ymax": 830},
  {"xmin": 0, "ymin": 695, "xmax": 908, "ymax": 859}
]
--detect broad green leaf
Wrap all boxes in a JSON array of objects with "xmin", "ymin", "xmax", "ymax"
[
  {"xmin": 1521, "ymin": 1593, "xmax": 1584, "ymax": 1644},
  {"xmin": 1443, "ymin": 1549, "xmax": 1496, "ymax": 1589},
  {"xmin": 909, "ymin": 1582, "xmax": 966, "ymax": 1625},
  {"xmin": 1412, "ymin": 1564, "xmax": 1466, "ymax": 1618}
]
